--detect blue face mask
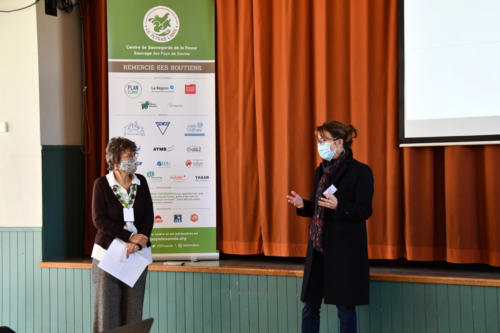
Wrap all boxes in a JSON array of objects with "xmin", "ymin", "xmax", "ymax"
[{"xmin": 317, "ymin": 142, "xmax": 336, "ymax": 161}]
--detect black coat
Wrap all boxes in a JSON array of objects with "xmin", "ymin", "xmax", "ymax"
[{"xmin": 297, "ymin": 153, "xmax": 374, "ymax": 305}]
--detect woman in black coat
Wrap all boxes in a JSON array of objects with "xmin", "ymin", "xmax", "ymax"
[{"xmin": 287, "ymin": 121, "xmax": 374, "ymax": 333}]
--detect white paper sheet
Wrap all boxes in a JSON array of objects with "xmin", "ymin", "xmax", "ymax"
[{"xmin": 98, "ymin": 239, "xmax": 152, "ymax": 288}]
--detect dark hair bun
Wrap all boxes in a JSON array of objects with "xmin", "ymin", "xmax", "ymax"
[{"xmin": 345, "ymin": 124, "xmax": 358, "ymax": 144}]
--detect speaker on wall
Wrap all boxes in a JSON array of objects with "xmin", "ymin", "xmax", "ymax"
[{"xmin": 45, "ymin": 0, "xmax": 57, "ymax": 16}]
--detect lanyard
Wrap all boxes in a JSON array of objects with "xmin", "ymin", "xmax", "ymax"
[{"xmin": 112, "ymin": 184, "xmax": 137, "ymax": 208}]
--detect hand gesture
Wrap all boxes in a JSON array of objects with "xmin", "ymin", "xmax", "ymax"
[
  {"xmin": 286, "ymin": 191, "xmax": 304, "ymax": 209},
  {"xmin": 318, "ymin": 192, "xmax": 338, "ymax": 210}
]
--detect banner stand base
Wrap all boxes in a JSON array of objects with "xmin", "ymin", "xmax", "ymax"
[{"xmin": 152, "ymin": 251, "xmax": 219, "ymax": 262}]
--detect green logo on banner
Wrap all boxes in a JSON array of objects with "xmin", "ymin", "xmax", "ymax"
[
  {"xmin": 143, "ymin": 6, "xmax": 180, "ymax": 43},
  {"xmin": 107, "ymin": 0, "xmax": 215, "ymax": 60}
]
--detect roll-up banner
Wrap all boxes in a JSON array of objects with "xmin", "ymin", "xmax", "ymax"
[{"xmin": 107, "ymin": 0, "xmax": 217, "ymax": 261}]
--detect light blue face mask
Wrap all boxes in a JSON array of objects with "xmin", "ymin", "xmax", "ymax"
[{"xmin": 317, "ymin": 142, "xmax": 336, "ymax": 161}]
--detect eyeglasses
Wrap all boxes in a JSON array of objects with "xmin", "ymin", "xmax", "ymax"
[
  {"xmin": 122, "ymin": 152, "xmax": 137, "ymax": 160},
  {"xmin": 317, "ymin": 137, "xmax": 339, "ymax": 144}
]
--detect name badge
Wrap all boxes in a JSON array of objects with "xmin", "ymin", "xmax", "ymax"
[
  {"xmin": 123, "ymin": 207, "xmax": 135, "ymax": 222},
  {"xmin": 323, "ymin": 184, "xmax": 338, "ymax": 196}
]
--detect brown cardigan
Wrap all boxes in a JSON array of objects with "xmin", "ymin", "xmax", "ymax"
[{"xmin": 92, "ymin": 173, "xmax": 154, "ymax": 249}]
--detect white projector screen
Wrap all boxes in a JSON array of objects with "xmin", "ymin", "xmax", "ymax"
[{"xmin": 399, "ymin": 0, "xmax": 500, "ymax": 146}]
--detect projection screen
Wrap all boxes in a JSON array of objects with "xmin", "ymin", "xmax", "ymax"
[{"xmin": 399, "ymin": 0, "xmax": 500, "ymax": 146}]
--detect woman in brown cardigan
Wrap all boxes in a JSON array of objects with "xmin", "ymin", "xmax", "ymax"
[{"xmin": 91, "ymin": 137, "xmax": 154, "ymax": 333}]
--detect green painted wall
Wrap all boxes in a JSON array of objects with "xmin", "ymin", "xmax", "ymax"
[
  {"xmin": 1, "ymin": 228, "xmax": 500, "ymax": 333},
  {"xmin": 41, "ymin": 145, "xmax": 85, "ymax": 261}
]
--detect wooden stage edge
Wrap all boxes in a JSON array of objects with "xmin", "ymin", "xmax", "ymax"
[{"xmin": 39, "ymin": 259, "xmax": 500, "ymax": 287}]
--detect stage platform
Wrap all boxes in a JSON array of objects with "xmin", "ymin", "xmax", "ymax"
[{"xmin": 39, "ymin": 256, "xmax": 500, "ymax": 287}]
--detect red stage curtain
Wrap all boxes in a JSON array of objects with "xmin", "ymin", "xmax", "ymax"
[
  {"xmin": 82, "ymin": 0, "xmax": 500, "ymax": 265},
  {"xmin": 217, "ymin": 0, "xmax": 403, "ymax": 257}
]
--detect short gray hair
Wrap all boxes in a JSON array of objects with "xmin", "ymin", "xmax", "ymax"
[{"xmin": 105, "ymin": 137, "xmax": 137, "ymax": 171}]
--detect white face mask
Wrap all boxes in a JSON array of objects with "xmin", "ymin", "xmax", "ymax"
[{"xmin": 118, "ymin": 157, "xmax": 138, "ymax": 174}]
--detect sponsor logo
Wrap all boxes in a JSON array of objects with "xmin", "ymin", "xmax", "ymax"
[
  {"xmin": 151, "ymin": 85, "xmax": 175, "ymax": 93},
  {"xmin": 156, "ymin": 161, "xmax": 171, "ymax": 168},
  {"xmin": 154, "ymin": 215, "xmax": 163, "ymax": 223},
  {"xmin": 155, "ymin": 121, "xmax": 171, "ymax": 135},
  {"xmin": 185, "ymin": 122, "xmax": 205, "ymax": 136},
  {"xmin": 185, "ymin": 159, "xmax": 204, "ymax": 168},
  {"xmin": 169, "ymin": 175, "xmax": 187, "ymax": 183},
  {"xmin": 153, "ymin": 145, "xmax": 175, "ymax": 152},
  {"xmin": 186, "ymin": 145, "xmax": 202, "ymax": 153},
  {"xmin": 124, "ymin": 81, "xmax": 142, "ymax": 98},
  {"xmin": 136, "ymin": 145, "xmax": 142, "ymax": 151},
  {"xmin": 173, "ymin": 214, "xmax": 182, "ymax": 223},
  {"xmin": 185, "ymin": 84, "xmax": 196, "ymax": 94},
  {"xmin": 124, "ymin": 121, "xmax": 145, "ymax": 136},
  {"xmin": 143, "ymin": 6, "xmax": 180, "ymax": 43},
  {"xmin": 194, "ymin": 175, "xmax": 209, "ymax": 182},
  {"xmin": 140, "ymin": 100, "xmax": 157, "ymax": 110},
  {"xmin": 146, "ymin": 171, "xmax": 163, "ymax": 182},
  {"xmin": 168, "ymin": 102, "xmax": 184, "ymax": 108},
  {"xmin": 190, "ymin": 214, "xmax": 199, "ymax": 223}
]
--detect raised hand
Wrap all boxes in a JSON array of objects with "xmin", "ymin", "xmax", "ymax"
[{"xmin": 286, "ymin": 191, "xmax": 304, "ymax": 209}]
